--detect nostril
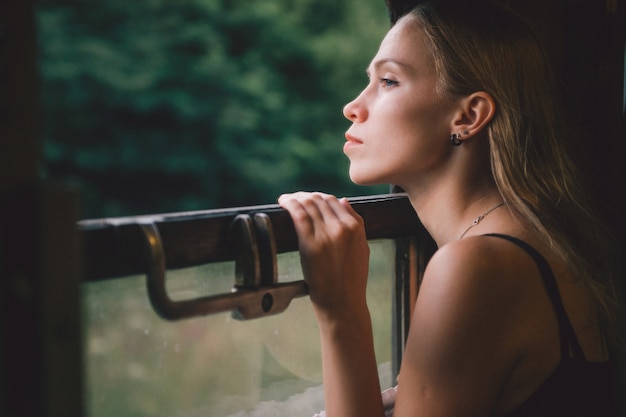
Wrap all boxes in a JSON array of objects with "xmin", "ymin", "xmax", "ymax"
[
  {"xmin": 343, "ymin": 99, "xmax": 365, "ymax": 122},
  {"xmin": 342, "ymin": 102, "xmax": 355, "ymax": 120}
]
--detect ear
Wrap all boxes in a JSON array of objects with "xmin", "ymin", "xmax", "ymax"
[{"xmin": 450, "ymin": 91, "xmax": 496, "ymax": 140}]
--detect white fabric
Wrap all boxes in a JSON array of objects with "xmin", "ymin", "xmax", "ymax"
[{"xmin": 312, "ymin": 385, "xmax": 397, "ymax": 417}]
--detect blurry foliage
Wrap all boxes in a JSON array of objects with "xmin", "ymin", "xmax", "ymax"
[{"xmin": 36, "ymin": 0, "xmax": 390, "ymax": 218}]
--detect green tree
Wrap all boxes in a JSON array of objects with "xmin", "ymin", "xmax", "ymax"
[{"xmin": 37, "ymin": 0, "xmax": 389, "ymax": 217}]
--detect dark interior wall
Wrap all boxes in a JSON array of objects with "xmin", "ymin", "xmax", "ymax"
[
  {"xmin": 1, "ymin": 2, "xmax": 84, "ymax": 417},
  {"xmin": 513, "ymin": 0, "xmax": 626, "ymax": 235},
  {"xmin": 1, "ymin": 1, "xmax": 41, "ymax": 416}
]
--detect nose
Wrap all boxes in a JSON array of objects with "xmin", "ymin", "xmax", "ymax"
[{"xmin": 343, "ymin": 92, "xmax": 367, "ymax": 122}]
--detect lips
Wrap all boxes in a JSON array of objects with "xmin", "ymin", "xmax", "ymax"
[
  {"xmin": 343, "ymin": 133, "xmax": 363, "ymax": 153},
  {"xmin": 345, "ymin": 133, "xmax": 363, "ymax": 144},
  {"xmin": 343, "ymin": 133, "xmax": 363, "ymax": 154}
]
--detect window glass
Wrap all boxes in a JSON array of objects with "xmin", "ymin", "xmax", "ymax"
[{"xmin": 83, "ymin": 240, "xmax": 395, "ymax": 417}]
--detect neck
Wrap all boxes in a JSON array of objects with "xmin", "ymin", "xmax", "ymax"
[
  {"xmin": 404, "ymin": 181, "xmax": 503, "ymax": 247},
  {"xmin": 399, "ymin": 135, "xmax": 501, "ymax": 246},
  {"xmin": 457, "ymin": 202, "xmax": 505, "ymax": 240}
]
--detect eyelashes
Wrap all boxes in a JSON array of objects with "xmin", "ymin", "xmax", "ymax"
[{"xmin": 377, "ymin": 77, "xmax": 399, "ymax": 88}]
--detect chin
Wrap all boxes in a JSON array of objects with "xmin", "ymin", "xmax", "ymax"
[{"xmin": 348, "ymin": 170, "xmax": 385, "ymax": 187}]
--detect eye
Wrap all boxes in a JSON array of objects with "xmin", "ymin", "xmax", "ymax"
[{"xmin": 378, "ymin": 77, "xmax": 399, "ymax": 88}]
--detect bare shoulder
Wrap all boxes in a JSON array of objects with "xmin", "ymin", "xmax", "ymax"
[
  {"xmin": 394, "ymin": 234, "xmax": 548, "ymax": 415},
  {"xmin": 412, "ymin": 234, "xmax": 534, "ymax": 348},
  {"xmin": 415, "ymin": 233, "xmax": 555, "ymax": 338},
  {"xmin": 423, "ymin": 234, "xmax": 535, "ymax": 296}
]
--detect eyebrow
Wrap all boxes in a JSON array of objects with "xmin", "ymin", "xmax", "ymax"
[{"xmin": 366, "ymin": 58, "xmax": 412, "ymax": 75}]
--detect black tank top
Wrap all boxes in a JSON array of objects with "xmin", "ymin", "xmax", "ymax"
[{"xmin": 484, "ymin": 234, "xmax": 617, "ymax": 417}]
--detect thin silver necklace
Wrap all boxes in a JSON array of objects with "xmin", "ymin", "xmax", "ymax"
[{"xmin": 458, "ymin": 202, "xmax": 505, "ymax": 240}]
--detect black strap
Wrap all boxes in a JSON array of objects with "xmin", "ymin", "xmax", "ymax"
[{"xmin": 482, "ymin": 233, "xmax": 585, "ymax": 360}]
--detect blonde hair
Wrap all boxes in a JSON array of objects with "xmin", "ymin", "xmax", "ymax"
[{"xmin": 405, "ymin": 1, "xmax": 624, "ymax": 350}]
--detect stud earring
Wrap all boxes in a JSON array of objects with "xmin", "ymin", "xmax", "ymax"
[{"xmin": 450, "ymin": 133, "xmax": 463, "ymax": 146}]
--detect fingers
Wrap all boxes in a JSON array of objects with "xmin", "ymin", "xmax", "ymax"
[
  {"xmin": 278, "ymin": 192, "xmax": 370, "ymax": 313},
  {"xmin": 278, "ymin": 192, "xmax": 346, "ymax": 215},
  {"xmin": 278, "ymin": 193, "xmax": 316, "ymax": 237},
  {"xmin": 278, "ymin": 192, "xmax": 360, "ymax": 230},
  {"xmin": 336, "ymin": 197, "xmax": 365, "ymax": 227}
]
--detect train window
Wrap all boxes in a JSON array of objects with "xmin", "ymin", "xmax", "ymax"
[{"xmin": 82, "ymin": 240, "xmax": 395, "ymax": 417}]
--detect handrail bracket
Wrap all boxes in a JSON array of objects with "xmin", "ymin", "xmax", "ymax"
[{"xmin": 140, "ymin": 213, "xmax": 308, "ymax": 321}]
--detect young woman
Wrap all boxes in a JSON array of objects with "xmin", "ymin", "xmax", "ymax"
[{"xmin": 278, "ymin": 1, "xmax": 622, "ymax": 416}]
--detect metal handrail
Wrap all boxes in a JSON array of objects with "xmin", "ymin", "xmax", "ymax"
[
  {"xmin": 78, "ymin": 193, "xmax": 427, "ymax": 321},
  {"xmin": 79, "ymin": 193, "xmax": 422, "ymax": 281}
]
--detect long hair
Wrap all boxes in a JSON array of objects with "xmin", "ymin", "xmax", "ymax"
[{"xmin": 406, "ymin": 1, "xmax": 624, "ymax": 351}]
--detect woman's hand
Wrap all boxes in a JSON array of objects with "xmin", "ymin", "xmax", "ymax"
[
  {"xmin": 278, "ymin": 192, "xmax": 370, "ymax": 319},
  {"xmin": 279, "ymin": 192, "xmax": 384, "ymax": 417}
]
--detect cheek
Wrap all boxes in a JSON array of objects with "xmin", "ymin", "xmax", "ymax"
[
  {"xmin": 388, "ymin": 107, "xmax": 454, "ymax": 167},
  {"xmin": 387, "ymin": 105, "xmax": 447, "ymax": 145},
  {"xmin": 409, "ymin": 96, "xmax": 456, "ymax": 141}
]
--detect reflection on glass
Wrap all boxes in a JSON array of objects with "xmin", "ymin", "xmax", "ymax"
[{"xmin": 83, "ymin": 240, "xmax": 394, "ymax": 417}]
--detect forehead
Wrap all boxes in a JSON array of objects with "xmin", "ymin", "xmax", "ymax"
[{"xmin": 371, "ymin": 16, "xmax": 431, "ymax": 71}]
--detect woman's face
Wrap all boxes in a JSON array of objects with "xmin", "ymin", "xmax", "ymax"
[{"xmin": 342, "ymin": 16, "xmax": 460, "ymax": 188}]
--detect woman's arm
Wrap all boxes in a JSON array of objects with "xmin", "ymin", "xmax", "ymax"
[{"xmin": 278, "ymin": 192, "xmax": 385, "ymax": 417}]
